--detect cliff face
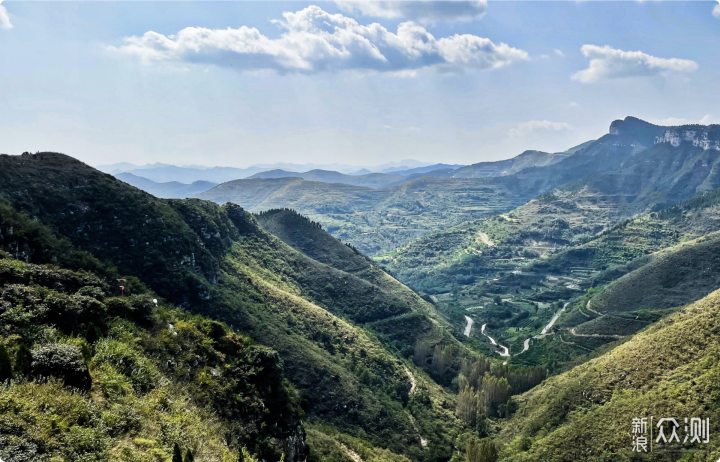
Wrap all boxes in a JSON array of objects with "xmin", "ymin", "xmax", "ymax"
[{"xmin": 655, "ymin": 126, "xmax": 720, "ymax": 150}]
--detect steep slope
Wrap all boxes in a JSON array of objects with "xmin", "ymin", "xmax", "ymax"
[
  {"xmin": 497, "ymin": 288, "xmax": 720, "ymax": 461},
  {"xmin": 0, "ymin": 205, "xmax": 306, "ymax": 462},
  {"xmin": 115, "ymin": 172, "xmax": 217, "ymax": 198},
  {"xmin": 0, "ymin": 152, "xmax": 485, "ymax": 461},
  {"xmin": 587, "ymin": 232, "xmax": 720, "ymax": 318}
]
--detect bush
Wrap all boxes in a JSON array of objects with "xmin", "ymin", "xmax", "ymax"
[
  {"xmin": 93, "ymin": 339, "xmax": 157, "ymax": 393},
  {"xmin": 15, "ymin": 343, "xmax": 32, "ymax": 377},
  {"xmin": 76, "ymin": 285, "xmax": 106, "ymax": 301},
  {"xmin": 0, "ymin": 343, "xmax": 12, "ymax": 383},
  {"xmin": 31, "ymin": 343, "xmax": 91, "ymax": 390}
]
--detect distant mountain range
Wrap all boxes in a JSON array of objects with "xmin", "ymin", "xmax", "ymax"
[
  {"xmin": 97, "ymin": 159, "xmax": 447, "ymax": 183},
  {"xmin": 114, "ymin": 172, "xmax": 217, "ymax": 199}
]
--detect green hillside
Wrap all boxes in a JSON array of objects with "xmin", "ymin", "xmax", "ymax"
[
  {"xmin": 497, "ymin": 288, "xmax": 720, "ymax": 461},
  {"xmin": 582, "ymin": 231, "xmax": 720, "ymax": 323},
  {"xmin": 0, "ymin": 152, "xmax": 545, "ymax": 462},
  {"xmin": 199, "ymin": 176, "xmax": 528, "ymax": 256},
  {"xmin": 0, "ymin": 204, "xmax": 304, "ymax": 461}
]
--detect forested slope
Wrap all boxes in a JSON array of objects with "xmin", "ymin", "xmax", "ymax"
[{"xmin": 0, "ymin": 152, "xmax": 518, "ymax": 462}]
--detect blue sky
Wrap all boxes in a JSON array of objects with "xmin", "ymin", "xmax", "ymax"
[{"xmin": 1, "ymin": 1, "xmax": 719, "ymax": 168}]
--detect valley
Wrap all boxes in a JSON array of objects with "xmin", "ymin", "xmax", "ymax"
[{"xmin": 2, "ymin": 117, "xmax": 720, "ymax": 461}]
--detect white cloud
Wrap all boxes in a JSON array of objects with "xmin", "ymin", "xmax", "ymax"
[
  {"xmin": 713, "ymin": 1, "xmax": 720, "ymax": 19},
  {"xmin": 554, "ymin": 49, "xmax": 564, "ymax": 57},
  {"xmin": 700, "ymin": 114, "xmax": 719, "ymax": 125},
  {"xmin": 572, "ymin": 45, "xmax": 698, "ymax": 83},
  {"xmin": 508, "ymin": 120, "xmax": 572, "ymax": 138},
  {"xmin": 0, "ymin": 0, "xmax": 13, "ymax": 30},
  {"xmin": 649, "ymin": 115, "xmax": 719, "ymax": 126},
  {"xmin": 110, "ymin": 6, "xmax": 526, "ymax": 75},
  {"xmin": 334, "ymin": 1, "xmax": 487, "ymax": 23}
]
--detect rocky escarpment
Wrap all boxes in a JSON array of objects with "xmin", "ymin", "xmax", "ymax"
[{"xmin": 655, "ymin": 125, "xmax": 720, "ymax": 150}]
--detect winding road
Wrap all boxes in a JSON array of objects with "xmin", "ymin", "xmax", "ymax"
[
  {"xmin": 521, "ymin": 338, "xmax": 531, "ymax": 353},
  {"xmin": 540, "ymin": 302, "xmax": 569, "ymax": 335},
  {"xmin": 481, "ymin": 323, "xmax": 510, "ymax": 357},
  {"xmin": 464, "ymin": 302, "xmax": 569, "ymax": 357},
  {"xmin": 463, "ymin": 315, "xmax": 474, "ymax": 337}
]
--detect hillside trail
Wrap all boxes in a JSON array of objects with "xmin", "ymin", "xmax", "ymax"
[
  {"xmin": 586, "ymin": 299, "xmax": 603, "ymax": 316},
  {"xmin": 476, "ymin": 232, "xmax": 495, "ymax": 247},
  {"xmin": 569, "ymin": 327, "xmax": 624, "ymax": 339},
  {"xmin": 338, "ymin": 443, "xmax": 363, "ymax": 462},
  {"xmin": 404, "ymin": 366, "xmax": 417, "ymax": 395}
]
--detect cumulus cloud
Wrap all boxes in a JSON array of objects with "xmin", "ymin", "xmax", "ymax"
[
  {"xmin": 714, "ymin": 1, "xmax": 720, "ymax": 18},
  {"xmin": 572, "ymin": 45, "xmax": 697, "ymax": 83},
  {"xmin": 0, "ymin": 0, "xmax": 13, "ymax": 30},
  {"xmin": 110, "ymin": 5, "xmax": 526, "ymax": 74},
  {"xmin": 554, "ymin": 49, "xmax": 564, "ymax": 57},
  {"xmin": 508, "ymin": 120, "xmax": 572, "ymax": 138},
  {"xmin": 334, "ymin": 0, "xmax": 487, "ymax": 23}
]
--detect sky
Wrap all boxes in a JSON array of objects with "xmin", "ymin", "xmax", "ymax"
[{"xmin": 1, "ymin": 0, "xmax": 719, "ymax": 168}]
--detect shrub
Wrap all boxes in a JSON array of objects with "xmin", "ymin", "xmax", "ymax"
[
  {"xmin": 93, "ymin": 339, "xmax": 157, "ymax": 393},
  {"xmin": 0, "ymin": 343, "xmax": 12, "ymax": 383},
  {"xmin": 106, "ymin": 297, "xmax": 133, "ymax": 318},
  {"xmin": 85, "ymin": 322, "xmax": 102, "ymax": 344},
  {"xmin": 72, "ymin": 294, "xmax": 107, "ymax": 322},
  {"xmin": 76, "ymin": 285, "xmax": 106, "ymax": 301},
  {"xmin": 15, "ymin": 343, "xmax": 32, "ymax": 377},
  {"xmin": 31, "ymin": 343, "xmax": 91, "ymax": 390}
]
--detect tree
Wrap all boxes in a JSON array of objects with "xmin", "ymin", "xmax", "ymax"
[
  {"xmin": 466, "ymin": 439, "xmax": 498, "ymax": 462},
  {"xmin": 15, "ymin": 344, "xmax": 32, "ymax": 377},
  {"xmin": 86, "ymin": 322, "xmax": 102, "ymax": 344},
  {"xmin": 0, "ymin": 344, "xmax": 12, "ymax": 384},
  {"xmin": 413, "ymin": 340, "xmax": 431, "ymax": 367},
  {"xmin": 456, "ymin": 377, "xmax": 480, "ymax": 425},
  {"xmin": 184, "ymin": 449, "xmax": 195, "ymax": 462},
  {"xmin": 173, "ymin": 443, "xmax": 183, "ymax": 462}
]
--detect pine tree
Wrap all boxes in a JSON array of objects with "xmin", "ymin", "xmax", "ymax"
[
  {"xmin": 172, "ymin": 443, "xmax": 183, "ymax": 462},
  {"xmin": 184, "ymin": 449, "xmax": 195, "ymax": 462},
  {"xmin": 15, "ymin": 343, "xmax": 32, "ymax": 377},
  {"xmin": 0, "ymin": 344, "xmax": 12, "ymax": 384}
]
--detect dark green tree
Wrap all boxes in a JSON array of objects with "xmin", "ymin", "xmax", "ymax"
[
  {"xmin": 184, "ymin": 449, "xmax": 194, "ymax": 462},
  {"xmin": 172, "ymin": 443, "xmax": 183, "ymax": 462},
  {"xmin": 85, "ymin": 322, "xmax": 102, "ymax": 344},
  {"xmin": 0, "ymin": 345, "xmax": 12, "ymax": 384},
  {"xmin": 15, "ymin": 344, "xmax": 32, "ymax": 377}
]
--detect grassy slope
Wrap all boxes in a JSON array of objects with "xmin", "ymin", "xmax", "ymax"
[
  {"xmin": 589, "ymin": 232, "xmax": 720, "ymax": 315},
  {"xmin": 498, "ymin": 288, "xmax": 720, "ymax": 461}
]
